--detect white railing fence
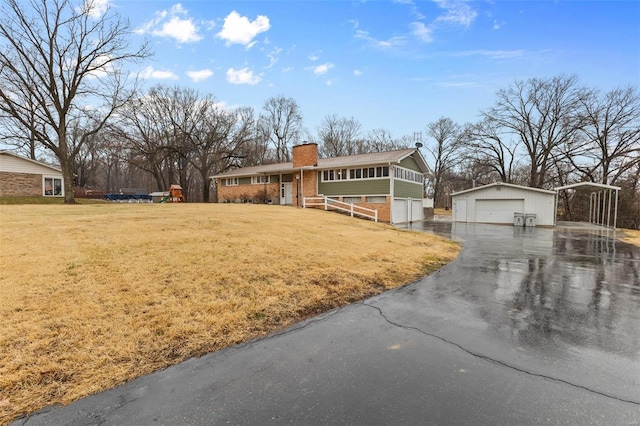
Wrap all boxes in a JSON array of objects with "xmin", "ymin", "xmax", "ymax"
[{"xmin": 303, "ymin": 196, "xmax": 378, "ymax": 222}]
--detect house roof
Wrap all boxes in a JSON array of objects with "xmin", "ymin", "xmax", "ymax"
[
  {"xmin": 211, "ymin": 148, "xmax": 429, "ymax": 179},
  {"xmin": 452, "ymin": 182, "xmax": 557, "ymax": 196},
  {"xmin": 555, "ymin": 182, "xmax": 621, "ymax": 192},
  {"xmin": 0, "ymin": 150, "xmax": 62, "ymax": 173}
]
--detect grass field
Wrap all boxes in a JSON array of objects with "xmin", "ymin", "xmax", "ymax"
[
  {"xmin": 621, "ymin": 229, "xmax": 640, "ymax": 246},
  {"xmin": 0, "ymin": 203, "xmax": 460, "ymax": 423}
]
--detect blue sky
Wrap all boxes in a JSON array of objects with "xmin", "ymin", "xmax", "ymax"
[{"xmin": 116, "ymin": 0, "xmax": 639, "ymax": 139}]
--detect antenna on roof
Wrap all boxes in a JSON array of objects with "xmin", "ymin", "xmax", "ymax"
[{"xmin": 414, "ymin": 131, "xmax": 423, "ymax": 148}]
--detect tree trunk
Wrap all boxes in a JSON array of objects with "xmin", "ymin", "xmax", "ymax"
[{"xmin": 61, "ymin": 159, "xmax": 76, "ymax": 204}]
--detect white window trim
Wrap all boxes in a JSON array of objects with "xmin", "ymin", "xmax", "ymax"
[
  {"xmin": 43, "ymin": 176, "xmax": 64, "ymax": 197},
  {"xmin": 251, "ymin": 175, "xmax": 270, "ymax": 184},
  {"xmin": 320, "ymin": 166, "xmax": 390, "ymax": 183},
  {"xmin": 393, "ymin": 166, "xmax": 425, "ymax": 184},
  {"xmin": 225, "ymin": 178, "xmax": 239, "ymax": 186}
]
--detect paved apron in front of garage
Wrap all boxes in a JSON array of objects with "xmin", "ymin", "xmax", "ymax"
[{"xmin": 15, "ymin": 223, "xmax": 640, "ymax": 425}]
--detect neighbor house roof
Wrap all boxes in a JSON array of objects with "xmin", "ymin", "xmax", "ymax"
[
  {"xmin": 211, "ymin": 148, "xmax": 428, "ymax": 179},
  {"xmin": 452, "ymin": 182, "xmax": 557, "ymax": 196},
  {"xmin": 0, "ymin": 150, "xmax": 62, "ymax": 173}
]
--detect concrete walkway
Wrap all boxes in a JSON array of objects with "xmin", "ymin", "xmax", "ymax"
[{"xmin": 15, "ymin": 223, "xmax": 640, "ymax": 425}]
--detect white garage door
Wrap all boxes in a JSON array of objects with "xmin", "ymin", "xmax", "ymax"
[
  {"xmin": 393, "ymin": 198, "xmax": 407, "ymax": 224},
  {"xmin": 393, "ymin": 198, "xmax": 424, "ymax": 223},
  {"xmin": 411, "ymin": 199, "xmax": 423, "ymax": 222},
  {"xmin": 475, "ymin": 199, "xmax": 524, "ymax": 224}
]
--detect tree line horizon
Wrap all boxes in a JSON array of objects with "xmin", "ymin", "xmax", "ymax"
[{"xmin": 1, "ymin": 0, "xmax": 638, "ymax": 227}]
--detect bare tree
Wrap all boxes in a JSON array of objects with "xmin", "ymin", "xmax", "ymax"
[
  {"xmin": 189, "ymin": 106, "xmax": 255, "ymax": 202},
  {"xmin": 462, "ymin": 119, "xmax": 520, "ymax": 183},
  {"xmin": 425, "ymin": 117, "xmax": 463, "ymax": 208},
  {"xmin": 482, "ymin": 75, "xmax": 583, "ymax": 188},
  {"xmin": 259, "ymin": 95, "xmax": 302, "ymax": 162},
  {"xmin": 0, "ymin": 0, "xmax": 150, "ymax": 203},
  {"xmin": 317, "ymin": 114, "xmax": 362, "ymax": 157},
  {"xmin": 565, "ymin": 86, "xmax": 640, "ymax": 185}
]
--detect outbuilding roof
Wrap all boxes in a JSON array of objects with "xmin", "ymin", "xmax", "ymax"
[
  {"xmin": 452, "ymin": 182, "xmax": 557, "ymax": 196},
  {"xmin": 555, "ymin": 182, "xmax": 621, "ymax": 192},
  {"xmin": 211, "ymin": 148, "xmax": 428, "ymax": 179}
]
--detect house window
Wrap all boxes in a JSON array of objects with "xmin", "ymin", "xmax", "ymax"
[
  {"xmin": 321, "ymin": 166, "xmax": 389, "ymax": 182},
  {"xmin": 366, "ymin": 196, "xmax": 386, "ymax": 203},
  {"xmin": 394, "ymin": 167, "xmax": 424, "ymax": 184},
  {"xmin": 44, "ymin": 177, "xmax": 63, "ymax": 196},
  {"xmin": 343, "ymin": 196, "xmax": 362, "ymax": 204},
  {"xmin": 225, "ymin": 178, "xmax": 239, "ymax": 186},
  {"xmin": 251, "ymin": 175, "xmax": 270, "ymax": 184}
]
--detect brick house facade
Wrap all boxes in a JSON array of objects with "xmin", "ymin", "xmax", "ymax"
[{"xmin": 212, "ymin": 143, "xmax": 430, "ymax": 224}]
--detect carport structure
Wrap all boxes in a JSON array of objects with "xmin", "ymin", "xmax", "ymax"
[{"xmin": 555, "ymin": 182, "xmax": 621, "ymax": 228}]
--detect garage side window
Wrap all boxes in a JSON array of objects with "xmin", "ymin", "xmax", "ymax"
[{"xmin": 44, "ymin": 177, "xmax": 63, "ymax": 196}]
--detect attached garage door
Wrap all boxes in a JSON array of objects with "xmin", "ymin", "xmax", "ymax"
[
  {"xmin": 393, "ymin": 198, "xmax": 407, "ymax": 224},
  {"xmin": 393, "ymin": 198, "xmax": 423, "ymax": 223},
  {"xmin": 475, "ymin": 199, "xmax": 524, "ymax": 224}
]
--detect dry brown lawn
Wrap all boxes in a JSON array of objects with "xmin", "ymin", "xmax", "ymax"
[
  {"xmin": 620, "ymin": 229, "xmax": 640, "ymax": 246},
  {"xmin": 0, "ymin": 203, "xmax": 459, "ymax": 423},
  {"xmin": 434, "ymin": 208, "xmax": 452, "ymax": 216}
]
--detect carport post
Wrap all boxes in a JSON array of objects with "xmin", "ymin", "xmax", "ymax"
[
  {"xmin": 613, "ymin": 189, "xmax": 618, "ymax": 230},
  {"xmin": 607, "ymin": 189, "xmax": 612, "ymax": 227}
]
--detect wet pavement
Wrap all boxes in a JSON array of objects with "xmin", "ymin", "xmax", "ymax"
[{"xmin": 15, "ymin": 223, "xmax": 640, "ymax": 425}]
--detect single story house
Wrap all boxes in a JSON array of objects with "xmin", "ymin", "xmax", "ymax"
[
  {"xmin": 0, "ymin": 150, "xmax": 64, "ymax": 197},
  {"xmin": 451, "ymin": 182, "xmax": 557, "ymax": 226},
  {"xmin": 211, "ymin": 143, "xmax": 430, "ymax": 224}
]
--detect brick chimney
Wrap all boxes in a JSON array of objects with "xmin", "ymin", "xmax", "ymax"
[{"xmin": 292, "ymin": 143, "xmax": 318, "ymax": 168}]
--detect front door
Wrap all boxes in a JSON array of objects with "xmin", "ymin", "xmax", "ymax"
[{"xmin": 281, "ymin": 182, "xmax": 293, "ymax": 205}]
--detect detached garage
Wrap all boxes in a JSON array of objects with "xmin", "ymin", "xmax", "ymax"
[{"xmin": 451, "ymin": 183, "xmax": 556, "ymax": 226}]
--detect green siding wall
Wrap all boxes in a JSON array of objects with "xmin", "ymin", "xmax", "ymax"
[
  {"xmin": 319, "ymin": 177, "xmax": 390, "ymax": 196},
  {"xmin": 239, "ymin": 177, "xmax": 251, "ymax": 185},
  {"xmin": 399, "ymin": 155, "xmax": 421, "ymax": 172},
  {"xmin": 394, "ymin": 180, "xmax": 423, "ymax": 198}
]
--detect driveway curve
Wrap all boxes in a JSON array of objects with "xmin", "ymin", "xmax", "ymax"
[{"xmin": 15, "ymin": 223, "xmax": 640, "ymax": 425}]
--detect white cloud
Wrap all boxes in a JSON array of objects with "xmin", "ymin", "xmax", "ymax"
[
  {"xmin": 434, "ymin": 0, "xmax": 478, "ymax": 27},
  {"xmin": 410, "ymin": 22, "xmax": 433, "ymax": 43},
  {"xmin": 282, "ymin": 67, "xmax": 293, "ymax": 73},
  {"xmin": 308, "ymin": 54, "xmax": 320, "ymax": 61},
  {"xmin": 187, "ymin": 69, "xmax": 213, "ymax": 82},
  {"xmin": 217, "ymin": 11, "xmax": 270, "ymax": 47},
  {"xmin": 493, "ymin": 20, "xmax": 504, "ymax": 30},
  {"xmin": 135, "ymin": 4, "xmax": 202, "ymax": 44},
  {"xmin": 312, "ymin": 63, "xmax": 334, "ymax": 75},
  {"xmin": 266, "ymin": 47, "xmax": 282, "ymax": 69},
  {"xmin": 87, "ymin": 55, "xmax": 114, "ymax": 78},
  {"xmin": 154, "ymin": 16, "xmax": 202, "ymax": 43},
  {"xmin": 84, "ymin": 0, "xmax": 109, "ymax": 18},
  {"xmin": 355, "ymin": 30, "xmax": 406, "ymax": 49},
  {"xmin": 226, "ymin": 67, "xmax": 262, "ymax": 85},
  {"xmin": 452, "ymin": 50, "xmax": 524, "ymax": 59},
  {"xmin": 139, "ymin": 66, "xmax": 179, "ymax": 80},
  {"xmin": 353, "ymin": 69, "xmax": 363, "ymax": 77}
]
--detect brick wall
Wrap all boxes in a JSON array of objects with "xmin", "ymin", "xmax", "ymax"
[
  {"xmin": 0, "ymin": 172, "xmax": 42, "ymax": 197},
  {"xmin": 217, "ymin": 182, "xmax": 280, "ymax": 203},
  {"xmin": 292, "ymin": 143, "xmax": 318, "ymax": 168},
  {"xmin": 340, "ymin": 196, "xmax": 391, "ymax": 222}
]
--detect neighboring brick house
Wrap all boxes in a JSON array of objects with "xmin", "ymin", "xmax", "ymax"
[
  {"xmin": 0, "ymin": 150, "xmax": 64, "ymax": 197},
  {"xmin": 211, "ymin": 143, "xmax": 430, "ymax": 224}
]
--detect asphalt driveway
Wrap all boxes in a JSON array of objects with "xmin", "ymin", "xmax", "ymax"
[{"xmin": 15, "ymin": 222, "xmax": 640, "ymax": 425}]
